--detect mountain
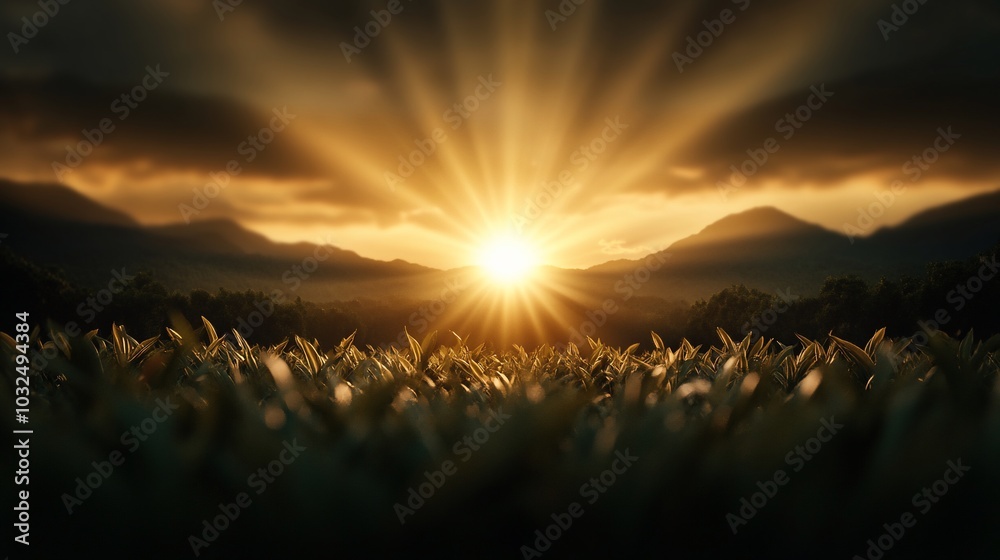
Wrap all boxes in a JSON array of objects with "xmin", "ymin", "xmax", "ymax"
[
  {"xmin": 867, "ymin": 189, "xmax": 1000, "ymax": 261},
  {"xmin": 0, "ymin": 179, "xmax": 137, "ymax": 227},
  {"xmin": 1, "ymin": 178, "xmax": 998, "ymax": 303},
  {"xmin": 675, "ymin": 206, "xmax": 824, "ymax": 242},
  {"xmin": 659, "ymin": 206, "xmax": 846, "ymax": 262},
  {"xmin": 148, "ymin": 219, "xmax": 392, "ymax": 266},
  {"xmin": 150, "ymin": 219, "xmax": 292, "ymax": 257},
  {"xmin": 0, "ymin": 180, "xmax": 439, "ymax": 299},
  {"xmin": 585, "ymin": 206, "xmax": 863, "ymax": 300},
  {"xmin": 587, "ymin": 193, "xmax": 1000, "ymax": 301}
]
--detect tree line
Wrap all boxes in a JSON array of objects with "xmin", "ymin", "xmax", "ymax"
[{"xmin": 3, "ymin": 244, "xmax": 997, "ymax": 350}]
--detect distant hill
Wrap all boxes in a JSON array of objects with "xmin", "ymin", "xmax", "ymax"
[
  {"xmin": 1, "ymin": 178, "xmax": 997, "ymax": 303},
  {"xmin": 658, "ymin": 206, "xmax": 846, "ymax": 262},
  {"xmin": 0, "ymin": 179, "xmax": 137, "ymax": 227},
  {"xmin": 587, "ymin": 192, "xmax": 1000, "ymax": 301},
  {"xmin": 867, "ymin": 189, "xmax": 1000, "ymax": 262},
  {"xmin": 0, "ymin": 180, "xmax": 439, "ymax": 299},
  {"xmin": 675, "ymin": 206, "xmax": 826, "ymax": 242},
  {"xmin": 150, "ymin": 219, "xmax": 291, "ymax": 257},
  {"xmin": 148, "ymin": 219, "xmax": 405, "ymax": 267}
]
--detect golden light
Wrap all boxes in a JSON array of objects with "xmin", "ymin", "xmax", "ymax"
[
  {"xmin": 478, "ymin": 234, "xmax": 539, "ymax": 283},
  {"xmin": 249, "ymin": 0, "xmax": 867, "ymax": 345}
]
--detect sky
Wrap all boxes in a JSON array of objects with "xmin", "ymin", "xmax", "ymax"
[{"xmin": 1, "ymin": 0, "xmax": 998, "ymax": 269}]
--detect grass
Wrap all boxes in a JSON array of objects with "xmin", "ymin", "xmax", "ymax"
[{"xmin": 4, "ymin": 319, "xmax": 1000, "ymax": 559}]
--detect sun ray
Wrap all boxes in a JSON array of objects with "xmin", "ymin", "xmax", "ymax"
[{"xmin": 249, "ymin": 0, "xmax": 897, "ymax": 345}]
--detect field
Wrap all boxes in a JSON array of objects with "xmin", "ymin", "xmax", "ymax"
[
  {"xmin": 3, "ymin": 0, "xmax": 997, "ymax": 558},
  {"xmin": 5, "ymin": 321, "xmax": 1000, "ymax": 559}
]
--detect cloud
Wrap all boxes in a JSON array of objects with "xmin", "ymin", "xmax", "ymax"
[
  {"xmin": 0, "ymin": 76, "xmax": 327, "ymax": 179},
  {"xmin": 0, "ymin": 0, "xmax": 997, "ymax": 268},
  {"xmin": 658, "ymin": 73, "xmax": 1000, "ymax": 194}
]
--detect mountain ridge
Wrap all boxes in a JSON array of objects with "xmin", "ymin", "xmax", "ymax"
[
  {"xmin": 0, "ymin": 179, "xmax": 138, "ymax": 227},
  {"xmin": 0, "ymin": 179, "xmax": 432, "ymax": 272},
  {"xmin": 2, "ymin": 178, "xmax": 998, "ymax": 301}
]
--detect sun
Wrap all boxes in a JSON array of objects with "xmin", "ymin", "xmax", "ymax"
[{"xmin": 478, "ymin": 235, "xmax": 540, "ymax": 283}]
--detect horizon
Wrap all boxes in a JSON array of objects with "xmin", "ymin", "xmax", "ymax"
[
  {"xmin": 5, "ymin": 176, "xmax": 997, "ymax": 271},
  {"xmin": 5, "ymin": 3, "xmax": 1000, "ymax": 557},
  {"xmin": 1, "ymin": 1, "xmax": 998, "ymax": 270}
]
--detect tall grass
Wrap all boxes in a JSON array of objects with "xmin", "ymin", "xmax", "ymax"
[{"xmin": 3, "ymin": 320, "xmax": 999, "ymax": 559}]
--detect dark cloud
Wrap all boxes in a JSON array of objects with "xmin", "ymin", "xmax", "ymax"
[
  {"xmin": 665, "ymin": 73, "xmax": 1000, "ymax": 191},
  {"xmin": 1, "ymin": 1, "xmax": 216, "ymax": 83},
  {"xmin": 0, "ymin": 0, "xmax": 997, "ymax": 267},
  {"xmin": 0, "ymin": 75, "xmax": 325, "ymax": 179},
  {"xmin": 635, "ymin": 0, "xmax": 1000, "ymax": 193}
]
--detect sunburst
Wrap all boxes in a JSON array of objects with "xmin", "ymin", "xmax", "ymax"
[{"xmin": 299, "ymin": 0, "xmax": 857, "ymax": 345}]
